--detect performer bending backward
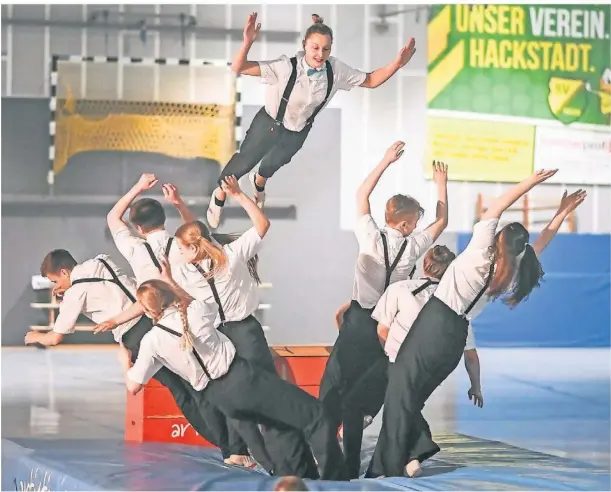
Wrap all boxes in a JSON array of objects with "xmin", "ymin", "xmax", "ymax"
[
  {"xmin": 366, "ymin": 188, "xmax": 586, "ymax": 480},
  {"xmin": 319, "ymin": 144, "xmax": 449, "ymax": 432},
  {"xmin": 365, "ymin": 170, "xmax": 579, "ymax": 478},
  {"xmin": 207, "ymin": 12, "xmax": 418, "ymax": 228}
]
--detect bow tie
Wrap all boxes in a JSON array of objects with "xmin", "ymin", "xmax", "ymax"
[{"xmin": 307, "ymin": 67, "xmax": 326, "ymax": 77}]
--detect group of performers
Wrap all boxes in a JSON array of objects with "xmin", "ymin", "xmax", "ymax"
[{"xmin": 24, "ymin": 13, "xmax": 587, "ymax": 481}]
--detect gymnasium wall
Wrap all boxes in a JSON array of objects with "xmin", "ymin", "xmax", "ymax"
[
  {"xmin": 460, "ymin": 233, "xmax": 611, "ymax": 348},
  {"xmin": 1, "ymin": 5, "xmax": 609, "ymax": 348},
  {"xmin": 2, "ymin": 100, "xmax": 460, "ymax": 347},
  {"xmin": 2, "ymin": 4, "xmax": 610, "ymax": 234}
]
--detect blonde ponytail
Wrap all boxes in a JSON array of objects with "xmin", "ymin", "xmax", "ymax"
[
  {"xmin": 176, "ymin": 221, "xmax": 228, "ymax": 276},
  {"xmin": 195, "ymin": 236, "xmax": 228, "ymax": 278}
]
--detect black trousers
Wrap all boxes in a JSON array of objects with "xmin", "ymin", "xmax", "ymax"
[
  {"xmin": 206, "ymin": 356, "xmax": 349, "ymax": 481},
  {"xmin": 341, "ymin": 357, "xmax": 389, "ymax": 478},
  {"xmin": 365, "ymin": 297, "xmax": 468, "ymax": 478},
  {"xmin": 319, "ymin": 301, "xmax": 385, "ymax": 428},
  {"xmin": 121, "ymin": 316, "xmax": 247, "ymax": 459},
  {"xmin": 218, "ymin": 108, "xmax": 311, "ymax": 185},
  {"xmin": 219, "ymin": 316, "xmax": 319, "ymax": 479}
]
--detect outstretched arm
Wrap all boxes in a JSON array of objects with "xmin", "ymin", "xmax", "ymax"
[
  {"xmin": 533, "ymin": 189, "xmax": 586, "ymax": 256},
  {"xmin": 162, "ymin": 183, "xmax": 197, "ymax": 224},
  {"xmin": 232, "ymin": 13, "xmax": 262, "ymax": 75},
  {"xmin": 481, "ymin": 169, "xmax": 558, "ymax": 221},
  {"xmin": 221, "ymin": 176, "xmax": 270, "ymax": 238},
  {"xmin": 93, "ymin": 302, "xmax": 145, "ymax": 334},
  {"xmin": 423, "ymin": 161, "xmax": 449, "ymax": 242},
  {"xmin": 356, "ymin": 141, "xmax": 405, "ymax": 217},
  {"xmin": 24, "ymin": 331, "xmax": 64, "ymax": 347},
  {"xmin": 107, "ymin": 174, "xmax": 159, "ymax": 233},
  {"xmin": 360, "ymin": 38, "xmax": 416, "ymax": 89},
  {"xmin": 25, "ymin": 288, "xmax": 85, "ymax": 346}
]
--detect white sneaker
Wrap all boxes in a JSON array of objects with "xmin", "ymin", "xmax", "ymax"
[
  {"xmin": 224, "ymin": 454, "xmax": 257, "ymax": 469},
  {"xmin": 405, "ymin": 459, "xmax": 421, "ymax": 478},
  {"xmin": 250, "ymin": 172, "xmax": 266, "ymax": 209},
  {"xmin": 207, "ymin": 190, "xmax": 223, "ymax": 229}
]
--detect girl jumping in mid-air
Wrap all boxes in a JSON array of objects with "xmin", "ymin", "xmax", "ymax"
[{"xmin": 207, "ymin": 12, "xmax": 417, "ymax": 228}]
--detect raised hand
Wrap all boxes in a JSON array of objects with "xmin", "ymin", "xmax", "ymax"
[
  {"xmin": 432, "ymin": 160, "xmax": 448, "ymax": 185},
  {"xmin": 162, "ymin": 183, "xmax": 182, "ymax": 206},
  {"xmin": 394, "ymin": 38, "xmax": 416, "ymax": 68},
  {"xmin": 528, "ymin": 169, "xmax": 558, "ymax": 186},
  {"xmin": 558, "ymin": 189, "xmax": 587, "ymax": 215},
  {"xmin": 220, "ymin": 176, "xmax": 242, "ymax": 197},
  {"xmin": 383, "ymin": 141, "xmax": 406, "ymax": 164},
  {"xmin": 243, "ymin": 12, "xmax": 261, "ymax": 44},
  {"xmin": 136, "ymin": 173, "xmax": 159, "ymax": 192}
]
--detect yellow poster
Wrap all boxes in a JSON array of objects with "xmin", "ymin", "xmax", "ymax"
[{"xmin": 425, "ymin": 116, "xmax": 535, "ymax": 182}]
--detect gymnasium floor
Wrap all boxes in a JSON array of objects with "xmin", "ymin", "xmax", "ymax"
[{"xmin": 2, "ymin": 346, "xmax": 610, "ymax": 490}]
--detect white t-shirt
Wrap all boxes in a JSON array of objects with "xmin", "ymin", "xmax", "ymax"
[
  {"xmin": 53, "ymin": 255, "xmax": 141, "ymax": 342},
  {"xmin": 373, "ymin": 278, "xmax": 476, "ymax": 363},
  {"xmin": 352, "ymin": 214, "xmax": 435, "ymax": 309},
  {"xmin": 111, "ymin": 225, "xmax": 184, "ymax": 286},
  {"xmin": 258, "ymin": 51, "xmax": 366, "ymax": 132},
  {"xmin": 434, "ymin": 218, "xmax": 499, "ymax": 318},
  {"xmin": 173, "ymin": 227, "xmax": 264, "ymax": 325},
  {"xmin": 127, "ymin": 300, "xmax": 236, "ymax": 391}
]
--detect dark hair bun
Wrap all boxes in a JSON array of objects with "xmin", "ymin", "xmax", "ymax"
[
  {"xmin": 432, "ymin": 245, "xmax": 456, "ymax": 263},
  {"xmin": 312, "ymin": 14, "xmax": 324, "ymax": 24}
]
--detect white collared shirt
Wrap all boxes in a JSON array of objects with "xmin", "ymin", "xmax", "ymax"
[
  {"xmin": 352, "ymin": 214, "xmax": 435, "ymax": 309},
  {"xmin": 373, "ymin": 278, "xmax": 476, "ymax": 363},
  {"xmin": 53, "ymin": 255, "xmax": 141, "ymax": 342},
  {"xmin": 111, "ymin": 225, "xmax": 184, "ymax": 286},
  {"xmin": 434, "ymin": 218, "xmax": 500, "ymax": 317},
  {"xmin": 258, "ymin": 51, "xmax": 367, "ymax": 132},
  {"xmin": 172, "ymin": 227, "xmax": 263, "ymax": 325},
  {"xmin": 127, "ymin": 300, "xmax": 236, "ymax": 391}
]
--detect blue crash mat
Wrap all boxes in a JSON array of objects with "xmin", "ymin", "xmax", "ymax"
[{"xmin": 2, "ymin": 434, "xmax": 609, "ymax": 491}]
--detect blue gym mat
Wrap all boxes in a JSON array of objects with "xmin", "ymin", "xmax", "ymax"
[{"xmin": 3, "ymin": 433, "xmax": 609, "ymax": 491}]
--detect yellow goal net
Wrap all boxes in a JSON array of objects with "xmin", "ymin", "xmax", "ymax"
[{"xmin": 50, "ymin": 57, "xmax": 239, "ymax": 176}]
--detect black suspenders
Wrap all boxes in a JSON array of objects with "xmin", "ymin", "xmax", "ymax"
[
  {"xmin": 193, "ymin": 263, "xmax": 226, "ymax": 325},
  {"xmin": 155, "ymin": 323, "xmax": 212, "ymax": 380},
  {"xmin": 165, "ymin": 237, "xmax": 174, "ymax": 258},
  {"xmin": 463, "ymin": 263, "xmax": 495, "ymax": 317},
  {"xmin": 411, "ymin": 278, "xmax": 439, "ymax": 296},
  {"xmin": 71, "ymin": 258, "xmax": 136, "ymax": 303},
  {"xmin": 274, "ymin": 57, "xmax": 334, "ymax": 128},
  {"xmin": 143, "ymin": 237, "xmax": 174, "ymax": 273},
  {"xmin": 380, "ymin": 233, "xmax": 409, "ymax": 291}
]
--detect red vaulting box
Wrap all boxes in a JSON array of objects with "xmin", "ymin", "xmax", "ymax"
[{"xmin": 125, "ymin": 345, "xmax": 332, "ymax": 445}]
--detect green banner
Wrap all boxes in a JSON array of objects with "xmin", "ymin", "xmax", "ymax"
[{"xmin": 427, "ymin": 5, "xmax": 611, "ymax": 126}]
